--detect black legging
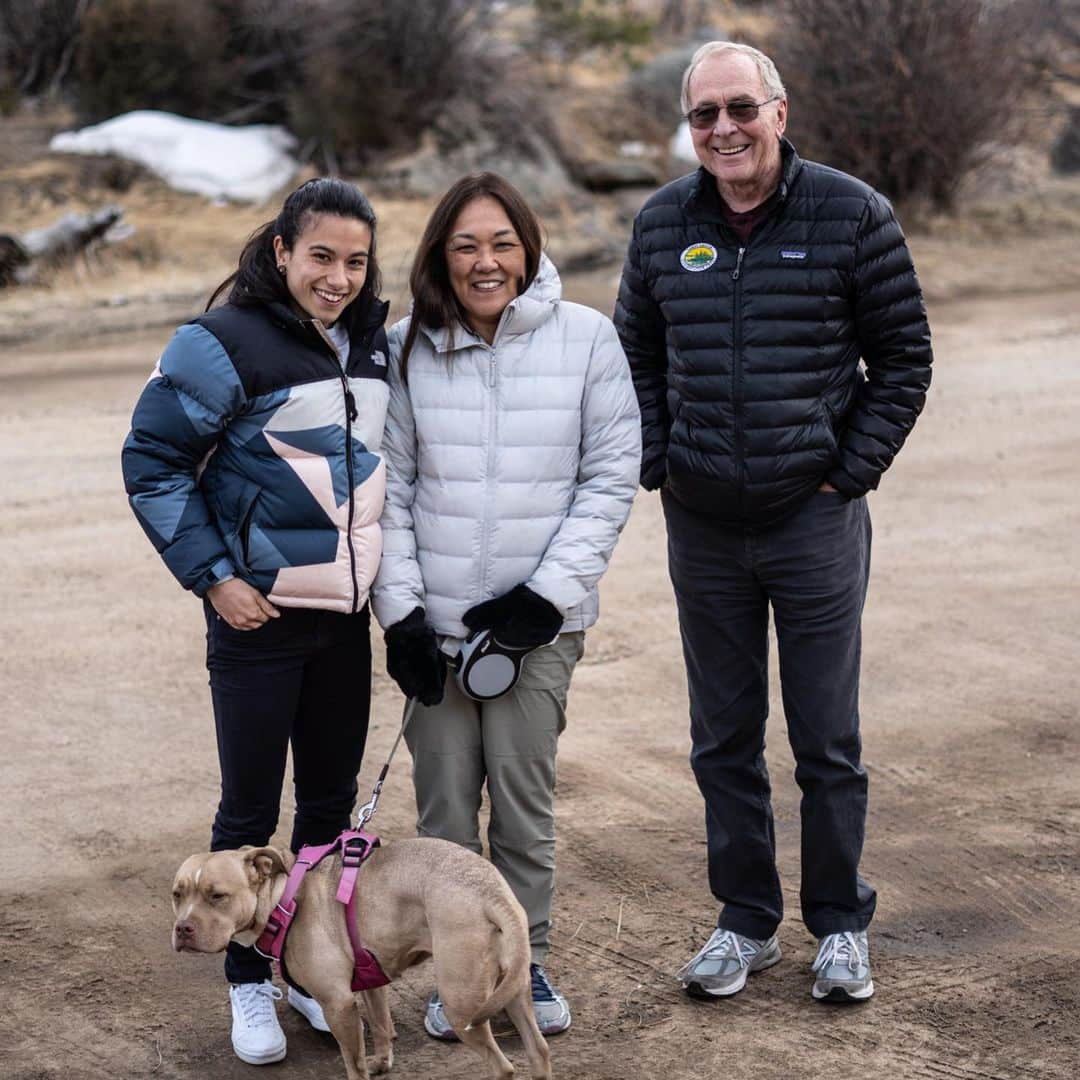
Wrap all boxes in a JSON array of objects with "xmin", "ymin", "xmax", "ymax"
[{"xmin": 203, "ymin": 601, "xmax": 372, "ymax": 984}]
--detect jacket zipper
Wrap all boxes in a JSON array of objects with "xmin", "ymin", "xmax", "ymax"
[
  {"xmin": 477, "ymin": 347, "xmax": 498, "ymax": 602},
  {"xmin": 340, "ymin": 369, "xmax": 359, "ymax": 612},
  {"xmin": 309, "ymin": 321, "xmax": 360, "ymax": 612},
  {"xmin": 731, "ymin": 246, "xmax": 746, "ymax": 520}
]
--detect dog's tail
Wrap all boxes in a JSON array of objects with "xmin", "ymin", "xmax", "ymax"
[{"xmin": 463, "ymin": 895, "xmax": 531, "ymax": 1028}]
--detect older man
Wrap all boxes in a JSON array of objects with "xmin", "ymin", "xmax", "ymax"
[{"xmin": 615, "ymin": 41, "xmax": 931, "ymax": 1003}]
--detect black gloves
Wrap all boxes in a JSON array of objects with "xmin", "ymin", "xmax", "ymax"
[
  {"xmin": 387, "ymin": 589, "xmax": 562, "ymax": 704},
  {"xmin": 385, "ymin": 606, "xmax": 446, "ymax": 706},
  {"xmin": 463, "ymin": 584, "xmax": 563, "ymax": 649},
  {"xmin": 641, "ymin": 455, "xmax": 667, "ymax": 491}
]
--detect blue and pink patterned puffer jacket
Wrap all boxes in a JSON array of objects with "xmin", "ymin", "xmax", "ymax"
[{"xmin": 122, "ymin": 298, "xmax": 390, "ymax": 613}]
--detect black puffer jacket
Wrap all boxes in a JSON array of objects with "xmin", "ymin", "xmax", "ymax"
[{"xmin": 614, "ymin": 138, "xmax": 932, "ymax": 527}]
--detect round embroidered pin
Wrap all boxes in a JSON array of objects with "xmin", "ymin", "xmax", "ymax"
[{"xmin": 680, "ymin": 243, "xmax": 718, "ymax": 272}]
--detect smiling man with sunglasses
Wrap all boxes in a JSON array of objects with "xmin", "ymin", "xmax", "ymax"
[{"xmin": 615, "ymin": 42, "xmax": 932, "ymax": 1005}]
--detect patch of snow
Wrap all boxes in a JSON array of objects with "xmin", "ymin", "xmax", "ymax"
[
  {"xmin": 49, "ymin": 111, "xmax": 300, "ymax": 204},
  {"xmin": 670, "ymin": 121, "xmax": 697, "ymax": 166}
]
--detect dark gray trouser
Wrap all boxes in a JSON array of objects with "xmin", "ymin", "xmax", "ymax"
[
  {"xmin": 662, "ymin": 488, "xmax": 877, "ymax": 940},
  {"xmin": 405, "ymin": 632, "xmax": 585, "ymax": 964}
]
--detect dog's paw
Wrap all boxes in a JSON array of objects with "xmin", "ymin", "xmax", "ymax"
[{"xmin": 369, "ymin": 1049, "xmax": 393, "ymax": 1075}]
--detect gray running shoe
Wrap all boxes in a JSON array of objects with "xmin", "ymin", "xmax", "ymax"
[
  {"xmin": 530, "ymin": 963, "xmax": 571, "ymax": 1035},
  {"xmin": 677, "ymin": 928, "xmax": 782, "ymax": 998},
  {"xmin": 811, "ymin": 930, "xmax": 874, "ymax": 1002},
  {"xmin": 424, "ymin": 967, "xmax": 572, "ymax": 1040},
  {"xmin": 423, "ymin": 990, "xmax": 458, "ymax": 1041}
]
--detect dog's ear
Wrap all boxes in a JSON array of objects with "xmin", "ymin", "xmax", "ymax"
[{"xmin": 241, "ymin": 845, "xmax": 288, "ymax": 884}]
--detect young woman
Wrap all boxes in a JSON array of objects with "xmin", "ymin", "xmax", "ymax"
[
  {"xmin": 122, "ymin": 178, "xmax": 390, "ymax": 1066},
  {"xmin": 373, "ymin": 172, "xmax": 640, "ymax": 1038}
]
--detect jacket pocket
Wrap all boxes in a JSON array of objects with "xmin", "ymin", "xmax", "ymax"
[
  {"xmin": 816, "ymin": 399, "xmax": 838, "ymax": 454},
  {"xmin": 670, "ymin": 399, "xmax": 695, "ymax": 447},
  {"xmin": 229, "ymin": 482, "xmax": 261, "ymax": 573}
]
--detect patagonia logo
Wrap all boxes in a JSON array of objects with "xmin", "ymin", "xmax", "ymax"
[
  {"xmin": 680, "ymin": 243, "xmax": 718, "ymax": 272},
  {"xmin": 371, "ymin": 350, "xmax": 387, "ymax": 367},
  {"xmin": 780, "ymin": 249, "xmax": 807, "ymax": 260}
]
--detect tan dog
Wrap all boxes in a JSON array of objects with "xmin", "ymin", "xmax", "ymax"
[{"xmin": 170, "ymin": 837, "xmax": 552, "ymax": 1079}]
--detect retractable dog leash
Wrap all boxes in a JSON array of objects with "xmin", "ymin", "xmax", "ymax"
[
  {"xmin": 354, "ymin": 696, "xmax": 417, "ymax": 828},
  {"xmin": 449, "ymin": 627, "xmax": 552, "ymax": 701},
  {"xmin": 355, "ymin": 628, "xmax": 551, "ymax": 827}
]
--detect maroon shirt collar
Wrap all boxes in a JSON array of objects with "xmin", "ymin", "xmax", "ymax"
[{"xmin": 721, "ymin": 188, "xmax": 781, "ymax": 244}]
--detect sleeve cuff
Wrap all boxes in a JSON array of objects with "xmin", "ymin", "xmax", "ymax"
[
  {"xmin": 191, "ymin": 557, "xmax": 238, "ymax": 598},
  {"xmin": 824, "ymin": 467, "xmax": 869, "ymax": 500}
]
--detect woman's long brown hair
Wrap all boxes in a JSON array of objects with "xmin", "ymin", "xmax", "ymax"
[{"xmin": 399, "ymin": 172, "xmax": 542, "ymax": 383}]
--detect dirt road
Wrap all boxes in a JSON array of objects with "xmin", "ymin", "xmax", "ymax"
[{"xmin": 1, "ymin": 270, "xmax": 1078, "ymax": 1080}]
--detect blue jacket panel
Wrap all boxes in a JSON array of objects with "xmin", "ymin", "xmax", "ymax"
[{"xmin": 122, "ymin": 299, "xmax": 390, "ymax": 610}]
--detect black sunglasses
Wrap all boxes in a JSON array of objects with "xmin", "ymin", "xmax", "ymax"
[{"xmin": 685, "ymin": 96, "xmax": 780, "ymax": 130}]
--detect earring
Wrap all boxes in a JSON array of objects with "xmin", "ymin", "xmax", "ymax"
[{"xmin": 277, "ymin": 264, "xmax": 286, "ymax": 275}]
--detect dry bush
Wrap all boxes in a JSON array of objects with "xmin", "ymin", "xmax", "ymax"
[
  {"xmin": 0, "ymin": 0, "xmax": 85, "ymax": 107},
  {"xmin": 74, "ymin": 0, "xmax": 232, "ymax": 121},
  {"xmin": 209, "ymin": 1, "xmax": 307, "ymax": 126},
  {"xmin": 46, "ymin": 0, "xmax": 550, "ymax": 174},
  {"xmin": 773, "ymin": 0, "xmax": 1054, "ymax": 209},
  {"xmin": 286, "ymin": 0, "xmax": 521, "ymax": 168},
  {"xmin": 654, "ymin": 1, "xmax": 716, "ymax": 37},
  {"xmin": 533, "ymin": 0, "xmax": 653, "ymax": 62}
]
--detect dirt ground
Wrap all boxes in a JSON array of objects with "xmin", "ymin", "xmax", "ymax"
[{"xmin": 2, "ymin": 183, "xmax": 1080, "ymax": 1080}]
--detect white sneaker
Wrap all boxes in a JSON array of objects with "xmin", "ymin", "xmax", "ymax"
[
  {"xmin": 229, "ymin": 981, "xmax": 287, "ymax": 1065},
  {"xmin": 288, "ymin": 985, "xmax": 331, "ymax": 1032}
]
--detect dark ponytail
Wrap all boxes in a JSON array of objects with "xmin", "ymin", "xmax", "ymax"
[{"xmin": 206, "ymin": 178, "xmax": 382, "ymax": 331}]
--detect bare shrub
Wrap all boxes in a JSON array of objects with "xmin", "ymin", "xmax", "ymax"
[
  {"xmin": 772, "ymin": 0, "xmax": 1054, "ymax": 208},
  {"xmin": 286, "ymin": 0, "xmax": 519, "ymax": 168},
  {"xmin": 41, "ymin": 0, "xmax": 554, "ymax": 176},
  {"xmin": 534, "ymin": 0, "xmax": 653, "ymax": 62},
  {"xmin": 0, "ymin": 0, "xmax": 86, "ymax": 104},
  {"xmin": 74, "ymin": 0, "xmax": 231, "ymax": 121},
  {"xmin": 655, "ymin": 1, "xmax": 716, "ymax": 38}
]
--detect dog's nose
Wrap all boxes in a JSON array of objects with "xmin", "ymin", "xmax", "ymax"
[{"xmin": 175, "ymin": 920, "xmax": 195, "ymax": 938}]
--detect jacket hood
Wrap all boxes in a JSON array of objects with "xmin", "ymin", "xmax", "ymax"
[{"xmin": 421, "ymin": 252, "xmax": 562, "ymax": 354}]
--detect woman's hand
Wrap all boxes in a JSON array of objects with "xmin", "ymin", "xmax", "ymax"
[
  {"xmin": 207, "ymin": 579, "xmax": 280, "ymax": 630},
  {"xmin": 463, "ymin": 584, "xmax": 563, "ymax": 649},
  {"xmin": 385, "ymin": 607, "xmax": 447, "ymax": 705}
]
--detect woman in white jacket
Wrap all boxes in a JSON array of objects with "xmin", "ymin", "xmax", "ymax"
[{"xmin": 373, "ymin": 172, "xmax": 640, "ymax": 1038}]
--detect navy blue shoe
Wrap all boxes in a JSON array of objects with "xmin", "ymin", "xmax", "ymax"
[
  {"xmin": 530, "ymin": 963, "xmax": 571, "ymax": 1035},
  {"xmin": 423, "ymin": 989, "xmax": 458, "ymax": 1041}
]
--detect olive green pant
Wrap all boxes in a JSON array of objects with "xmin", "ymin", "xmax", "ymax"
[{"xmin": 405, "ymin": 632, "xmax": 585, "ymax": 963}]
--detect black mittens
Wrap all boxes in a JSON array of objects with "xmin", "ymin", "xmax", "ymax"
[
  {"xmin": 462, "ymin": 584, "xmax": 563, "ymax": 650},
  {"xmin": 384, "ymin": 607, "xmax": 446, "ymax": 706},
  {"xmin": 641, "ymin": 457, "xmax": 668, "ymax": 491}
]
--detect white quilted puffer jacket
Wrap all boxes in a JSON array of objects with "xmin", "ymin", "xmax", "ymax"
[{"xmin": 372, "ymin": 255, "xmax": 641, "ymax": 639}]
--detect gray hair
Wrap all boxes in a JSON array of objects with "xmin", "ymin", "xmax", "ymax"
[{"xmin": 680, "ymin": 41, "xmax": 787, "ymax": 113}]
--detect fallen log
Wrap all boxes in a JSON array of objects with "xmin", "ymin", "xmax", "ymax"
[
  {"xmin": 0, "ymin": 234, "xmax": 29, "ymax": 287},
  {"xmin": 0, "ymin": 205, "xmax": 131, "ymax": 286}
]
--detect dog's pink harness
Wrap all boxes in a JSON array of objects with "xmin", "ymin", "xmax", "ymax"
[{"xmin": 254, "ymin": 829, "xmax": 390, "ymax": 992}]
